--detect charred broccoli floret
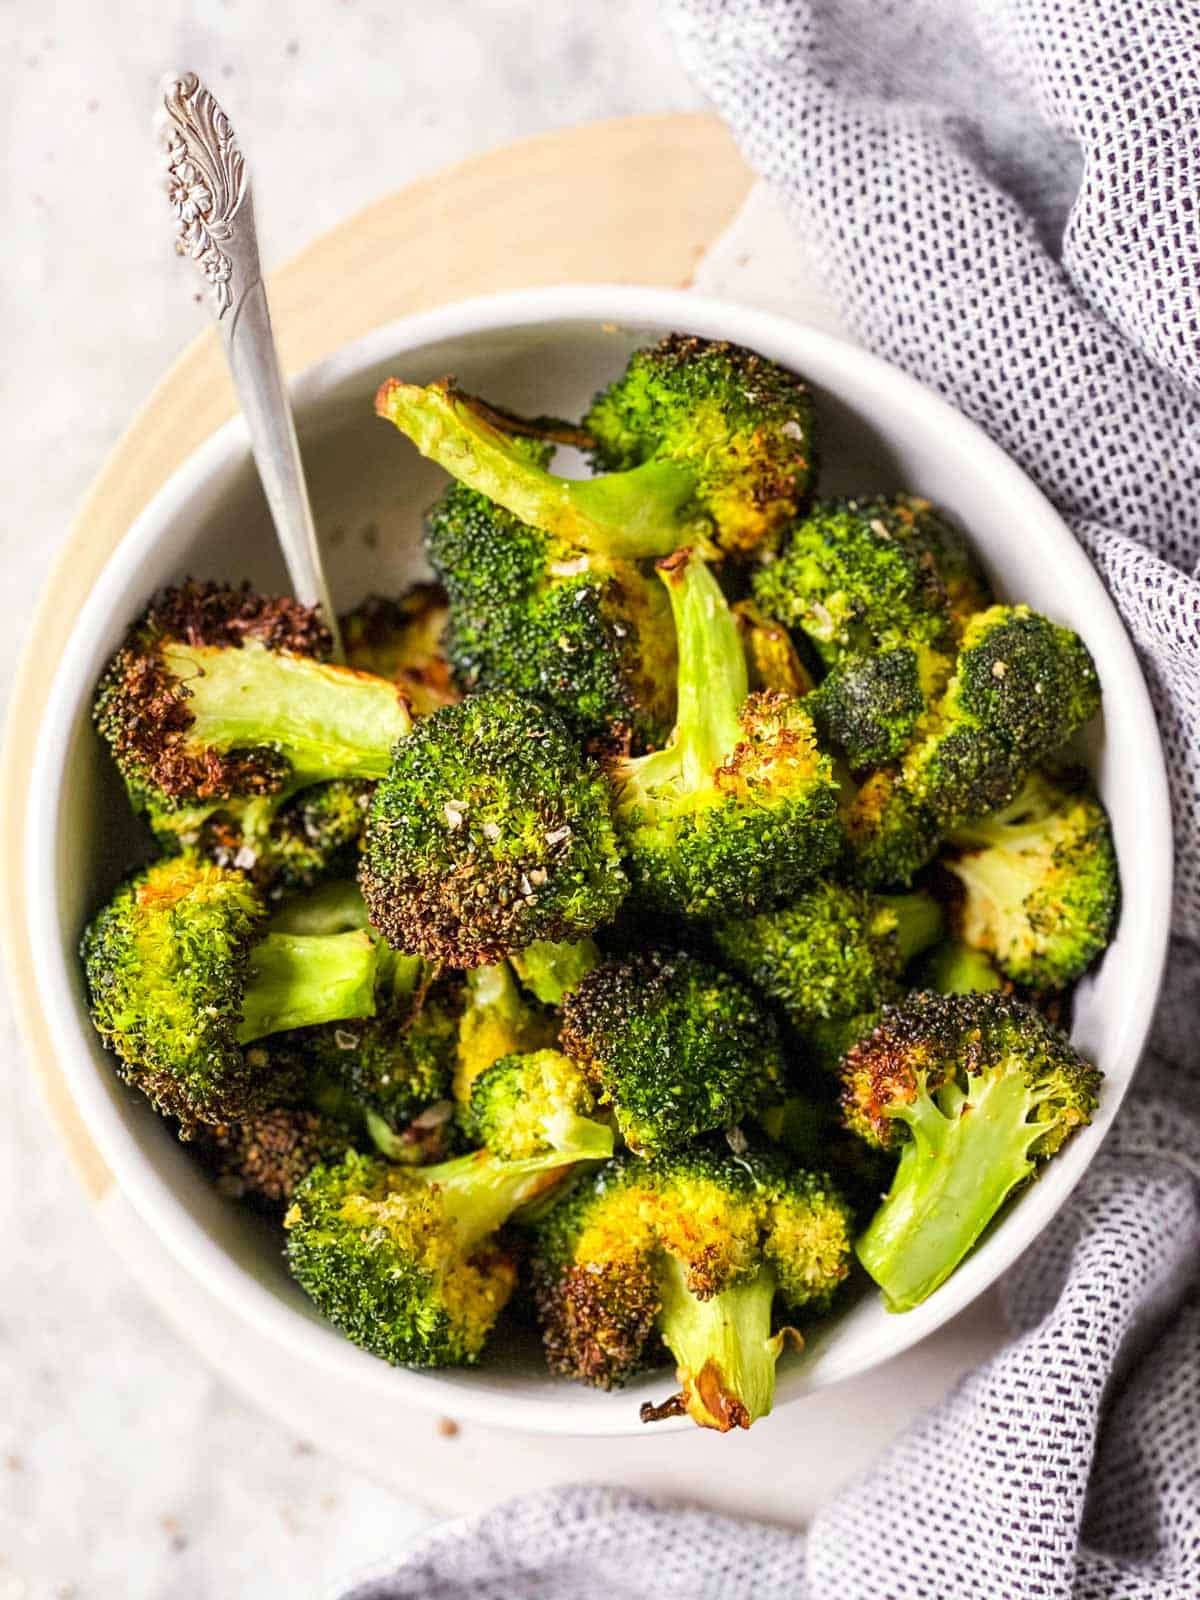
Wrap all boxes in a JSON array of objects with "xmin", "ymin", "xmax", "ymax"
[
  {"xmin": 734, "ymin": 599, "xmax": 817, "ymax": 697},
  {"xmin": 943, "ymin": 770, "xmax": 1119, "ymax": 989},
  {"xmin": 452, "ymin": 960, "xmax": 558, "ymax": 1106},
  {"xmin": 340, "ymin": 586, "xmax": 458, "ymax": 716},
  {"xmin": 285, "ymin": 1146, "xmax": 585, "ymax": 1367},
  {"xmin": 200, "ymin": 1105, "xmax": 352, "ymax": 1211},
  {"xmin": 560, "ymin": 949, "xmax": 786, "ymax": 1156},
  {"xmin": 359, "ymin": 690, "xmax": 628, "ymax": 965},
  {"xmin": 149, "ymin": 779, "xmax": 372, "ymax": 895},
  {"xmin": 94, "ymin": 581, "xmax": 411, "ymax": 815},
  {"xmin": 425, "ymin": 461, "xmax": 676, "ymax": 751},
  {"xmin": 465, "ymin": 1049, "xmax": 614, "ymax": 1162},
  {"xmin": 377, "ymin": 334, "xmax": 817, "ymax": 560},
  {"xmin": 532, "ymin": 1145, "xmax": 852, "ymax": 1429},
  {"xmin": 844, "ymin": 606, "xmax": 1102, "ymax": 886},
  {"xmin": 81, "ymin": 859, "xmax": 382, "ymax": 1130},
  {"xmin": 609, "ymin": 550, "xmax": 841, "ymax": 919},
  {"xmin": 808, "ymin": 643, "xmax": 949, "ymax": 769},
  {"xmin": 713, "ymin": 883, "xmax": 943, "ymax": 1032},
  {"xmin": 752, "ymin": 495, "xmax": 988, "ymax": 667},
  {"xmin": 842, "ymin": 991, "xmax": 1101, "ymax": 1310}
]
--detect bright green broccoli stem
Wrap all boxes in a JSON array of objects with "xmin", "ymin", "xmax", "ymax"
[
  {"xmin": 510, "ymin": 938, "xmax": 601, "ymax": 1005},
  {"xmin": 375, "ymin": 380, "xmax": 705, "ymax": 558},
  {"xmin": 647, "ymin": 1257, "xmax": 786, "ymax": 1431},
  {"xmin": 236, "ymin": 930, "xmax": 381, "ymax": 1042},
  {"xmin": 661, "ymin": 550, "xmax": 748, "ymax": 787},
  {"xmin": 160, "ymin": 639, "xmax": 412, "ymax": 786},
  {"xmin": 856, "ymin": 1070, "xmax": 1047, "ymax": 1311},
  {"xmin": 879, "ymin": 892, "xmax": 946, "ymax": 966},
  {"xmin": 538, "ymin": 1106, "xmax": 615, "ymax": 1161},
  {"xmin": 421, "ymin": 1147, "xmax": 579, "ymax": 1252},
  {"xmin": 923, "ymin": 939, "xmax": 1003, "ymax": 994},
  {"xmin": 943, "ymin": 849, "xmax": 1034, "ymax": 936}
]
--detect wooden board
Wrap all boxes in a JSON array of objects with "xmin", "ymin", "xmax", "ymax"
[{"xmin": 0, "ymin": 114, "xmax": 752, "ymax": 1200}]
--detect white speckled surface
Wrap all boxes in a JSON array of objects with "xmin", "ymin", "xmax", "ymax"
[{"xmin": 0, "ymin": 8, "xmax": 1005, "ymax": 1595}]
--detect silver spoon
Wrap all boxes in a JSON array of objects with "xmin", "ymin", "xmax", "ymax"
[{"xmin": 158, "ymin": 71, "xmax": 344, "ymax": 659}]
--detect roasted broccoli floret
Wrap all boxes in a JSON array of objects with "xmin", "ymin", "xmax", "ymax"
[
  {"xmin": 377, "ymin": 334, "xmax": 817, "ymax": 559},
  {"xmin": 359, "ymin": 690, "xmax": 628, "ymax": 965},
  {"xmin": 808, "ymin": 642, "xmax": 949, "ymax": 769},
  {"xmin": 752, "ymin": 495, "xmax": 988, "ymax": 667},
  {"xmin": 609, "ymin": 550, "xmax": 841, "ymax": 919},
  {"xmin": 81, "ymin": 859, "xmax": 383, "ymax": 1130},
  {"xmin": 942, "ymin": 770, "xmax": 1119, "ymax": 989},
  {"xmin": 915, "ymin": 938, "xmax": 1004, "ymax": 995},
  {"xmin": 465, "ymin": 1049, "xmax": 614, "ymax": 1162},
  {"xmin": 149, "ymin": 779, "xmax": 372, "ymax": 895},
  {"xmin": 200, "ymin": 1105, "xmax": 352, "ymax": 1211},
  {"xmin": 425, "ymin": 463, "xmax": 676, "ymax": 751},
  {"xmin": 288, "ymin": 974, "xmax": 465, "ymax": 1165},
  {"xmin": 842, "ymin": 991, "xmax": 1101, "ymax": 1310},
  {"xmin": 560, "ymin": 949, "xmax": 786, "ymax": 1155},
  {"xmin": 713, "ymin": 883, "xmax": 943, "ymax": 1032},
  {"xmin": 452, "ymin": 960, "xmax": 558, "ymax": 1106},
  {"xmin": 285, "ymin": 1146, "xmax": 587, "ymax": 1367},
  {"xmin": 843, "ymin": 606, "xmax": 1103, "ymax": 886},
  {"xmin": 532, "ymin": 1145, "xmax": 852, "ymax": 1429},
  {"xmin": 94, "ymin": 581, "xmax": 411, "ymax": 815},
  {"xmin": 340, "ymin": 585, "xmax": 459, "ymax": 715}
]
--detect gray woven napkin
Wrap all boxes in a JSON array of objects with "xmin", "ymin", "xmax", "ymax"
[{"xmin": 342, "ymin": 3, "xmax": 1200, "ymax": 1594}]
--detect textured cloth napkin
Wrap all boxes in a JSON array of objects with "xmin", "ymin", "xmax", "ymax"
[{"xmin": 342, "ymin": 4, "xmax": 1200, "ymax": 1595}]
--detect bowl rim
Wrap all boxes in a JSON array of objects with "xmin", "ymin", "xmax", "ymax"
[{"xmin": 24, "ymin": 283, "xmax": 1174, "ymax": 1436}]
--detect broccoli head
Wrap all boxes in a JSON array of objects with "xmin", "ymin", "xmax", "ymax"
[
  {"xmin": 425, "ymin": 465, "xmax": 676, "ymax": 752},
  {"xmin": 713, "ymin": 883, "xmax": 943, "ymax": 1032},
  {"xmin": 287, "ymin": 973, "xmax": 465, "ymax": 1165},
  {"xmin": 284, "ymin": 1146, "xmax": 585, "ymax": 1367},
  {"xmin": 464, "ymin": 1049, "xmax": 614, "ymax": 1162},
  {"xmin": 200, "ymin": 1105, "xmax": 352, "ymax": 1211},
  {"xmin": 532, "ymin": 1145, "xmax": 852, "ymax": 1429},
  {"xmin": 340, "ymin": 585, "xmax": 459, "ymax": 715},
  {"xmin": 752, "ymin": 495, "xmax": 989, "ymax": 667},
  {"xmin": 559, "ymin": 949, "xmax": 786, "ymax": 1156},
  {"xmin": 609, "ymin": 550, "xmax": 841, "ymax": 919},
  {"xmin": 808, "ymin": 642, "xmax": 950, "ymax": 769},
  {"xmin": 376, "ymin": 333, "xmax": 817, "ymax": 560},
  {"xmin": 943, "ymin": 770, "xmax": 1119, "ymax": 989},
  {"xmin": 359, "ymin": 690, "xmax": 628, "ymax": 965},
  {"xmin": 81, "ymin": 858, "xmax": 383, "ymax": 1130},
  {"xmin": 841, "ymin": 991, "xmax": 1101, "ymax": 1310},
  {"xmin": 843, "ymin": 606, "xmax": 1103, "ymax": 887},
  {"xmin": 149, "ymin": 779, "xmax": 372, "ymax": 896},
  {"xmin": 94, "ymin": 581, "xmax": 412, "ymax": 815}
]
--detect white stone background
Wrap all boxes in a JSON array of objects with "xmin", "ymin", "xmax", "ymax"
[{"xmin": 0, "ymin": 6, "xmax": 1004, "ymax": 1596}]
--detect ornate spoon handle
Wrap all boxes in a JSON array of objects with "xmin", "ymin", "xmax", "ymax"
[{"xmin": 159, "ymin": 72, "xmax": 343, "ymax": 658}]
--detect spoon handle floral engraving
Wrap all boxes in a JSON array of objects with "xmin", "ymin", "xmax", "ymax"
[{"xmin": 159, "ymin": 73, "xmax": 342, "ymax": 655}]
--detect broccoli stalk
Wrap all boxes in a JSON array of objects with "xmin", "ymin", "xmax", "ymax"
[
  {"xmin": 377, "ymin": 379, "xmax": 702, "ymax": 558},
  {"xmin": 510, "ymin": 938, "xmax": 601, "ymax": 1005},
  {"xmin": 236, "ymin": 929, "xmax": 381, "ymax": 1041},
  {"xmin": 646, "ymin": 1258, "xmax": 789, "ymax": 1431},
  {"xmin": 377, "ymin": 335, "xmax": 817, "ymax": 560},
  {"xmin": 843, "ymin": 992, "xmax": 1101, "ymax": 1311},
  {"xmin": 611, "ymin": 550, "xmax": 840, "ymax": 919}
]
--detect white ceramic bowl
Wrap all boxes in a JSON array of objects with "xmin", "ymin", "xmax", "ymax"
[{"xmin": 26, "ymin": 286, "xmax": 1172, "ymax": 1436}]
